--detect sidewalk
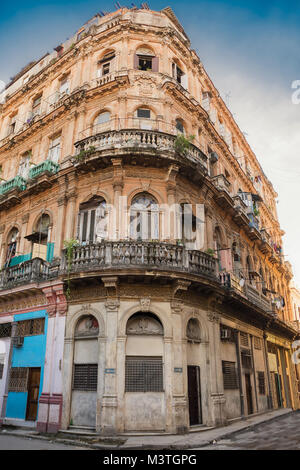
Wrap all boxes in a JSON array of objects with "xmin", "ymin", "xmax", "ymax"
[{"xmin": 0, "ymin": 408, "xmax": 295, "ymax": 450}]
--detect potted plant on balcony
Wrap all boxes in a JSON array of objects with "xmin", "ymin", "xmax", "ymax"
[
  {"xmin": 74, "ymin": 146, "xmax": 96, "ymax": 162},
  {"xmin": 205, "ymin": 248, "xmax": 215, "ymax": 257},
  {"xmin": 174, "ymin": 134, "xmax": 195, "ymax": 156}
]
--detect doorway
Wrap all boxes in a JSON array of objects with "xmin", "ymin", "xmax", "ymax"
[
  {"xmin": 188, "ymin": 365, "xmax": 202, "ymax": 425},
  {"xmin": 26, "ymin": 368, "xmax": 41, "ymax": 421},
  {"xmin": 245, "ymin": 373, "xmax": 253, "ymax": 415}
]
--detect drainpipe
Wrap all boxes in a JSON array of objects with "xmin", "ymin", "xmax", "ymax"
[
  {"xmin": 250, "ymin": 334, "xmax": 259, "ymax": 412},
  {"xmin": 234, "ymin": 329, "xmax": 244, "ymax": 417},
  {"xmin": 262, "ymin": 332, "xmax": 273, "ymax": 409},
  {"xmin": 0, "ymin": 321, "xmax": 17, "ymax": 423}
]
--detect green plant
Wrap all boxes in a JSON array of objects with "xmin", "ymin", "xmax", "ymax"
[
  {"xmin": 64, "ymin": 238, "xmax": 79, "ymax": 298},
  {"xmin": 205, "ymin": 248, "xmax": 215, "ymax": 257},
  {"xmin": 174, "ymin": 134, "xmax": 195, "ymax": 155},
  {"xmin": 74, "ymin": 146, "xmax": 96, "ymax": 161}
]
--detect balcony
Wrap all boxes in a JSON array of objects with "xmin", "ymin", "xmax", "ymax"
[
  {"xmin": 211, "ymin": 174, "xmax": 234, "ymax": 209},
  {"xmin": 27, "ymin": 160, "xmax": 59, "ymax": 194},
  {"xmin": 232, "ymin": 196, "xmax": 250, "ymax": 227},
  {"xmin": 0, "ymin": 175, "xmax": 27, "ymax": 210},
  {"xmin": 60, "ymin": 241, "xmax": 217, "ymax": 281},
  {"xmin": 73, "ymin": 122, "xmax": 208, "ymax": 179},
  {"xmin": 219, "ymin": 272, "xmax": 271, "ymax": 313},
  {"xmin": 260, "ymin": 229, "xmax": 273, "ymax": 255},
  {"xmin": 0, "ymin": 257, "xmax": 58, "ymax": 290}
]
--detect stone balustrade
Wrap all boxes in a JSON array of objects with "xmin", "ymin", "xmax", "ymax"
[
  {"xmin": 0, "ymin": 257, "xmax": 58, "ymax": 290},
  {"xmin": 74, "ymin": 128, "xmax": 208, "ymax": 170},
  {"xmin": 61, "ymin": 240, "xmax": 216, "ymax": 279}
]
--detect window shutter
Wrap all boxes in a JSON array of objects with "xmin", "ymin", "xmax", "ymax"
[
  {"xmin": 152, "ymin": 56, "xmax": 159, "ymax": 72},
  {"xmin": 134, "ymin": 54, "xmax": 139, "ymax": 70}
]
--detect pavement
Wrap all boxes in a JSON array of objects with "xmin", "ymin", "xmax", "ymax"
[{"xmin": 0, "ymin": 408, "xmax": 297, "ymax": 450}]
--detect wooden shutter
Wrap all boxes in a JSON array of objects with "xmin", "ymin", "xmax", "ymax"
[
  {"xmin": 133, "ymin": 54, "xmax": 139, "ymax": 70},
  {"xmin": 125, "ymin": 356, "xmax": 163, "ymax": 392},
  {"xmin": 73, "ymin": 364, "xmax": 98, "ymax": 391},
  {"xmin": 152, "ymin": 56, "xmax": 159, "ymax": 72},
  {"xmin": 222, "ymin": 361, "xmax": 238, "ymax": 389}
]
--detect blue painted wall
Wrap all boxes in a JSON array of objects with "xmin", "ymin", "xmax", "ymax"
[{"xmin": 6, "ymin": 310, "xmax": 48, "ymax": 420}]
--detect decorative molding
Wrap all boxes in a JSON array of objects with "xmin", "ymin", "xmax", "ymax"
[
  {"xmin": 105, "ymin": 298, "xmax": 120, "ymax": 312},
  {"xmin": 102, "ymin": 276, "xmax": 119, "ymax": 298},
  {"xmin": 139, "ymin": 297, "xmax": 151, "ymax": 312},
  {"xmin": 207, "ymin": 312, "xmax": 220, "ymax": 323}
]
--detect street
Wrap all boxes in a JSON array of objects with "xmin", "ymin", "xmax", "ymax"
[
  {"xmin": 195, "ymin": 412, "xmax": 300, "ymax": 450},
  {"xmin": 0, "ymin": 434, "xmax": 88, "ymax": 450}
]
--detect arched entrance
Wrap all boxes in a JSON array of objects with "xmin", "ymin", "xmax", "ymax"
[{"xmin": 70, "ymin": 315, "xmax": 99, "ymax": 427}]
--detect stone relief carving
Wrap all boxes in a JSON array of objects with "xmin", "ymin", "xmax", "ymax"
[
  {"xmin": 186, "ymin": 318, "xmax": 201, "ymax": 342},
  {"xmin": 75, "ymin": 314, "xmax": 99, "ymax": 337},
  {"xmin": 139, "ymin": 297, "xmax": 151, "ymax": 312},
  {"xmin": 126, "ymin": 314, "xmax": 163, "ymax": 336}
]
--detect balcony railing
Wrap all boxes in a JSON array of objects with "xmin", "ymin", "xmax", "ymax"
[
  {"xmin": 61, "ymin": 241, "xmax": 217, "ymax": 279},
  {"xmin": 211, "ymin": 174, "xmax": 231, "ymax": 193},
  {"xmin": 0, "ymin": 175, "xmax": 27, "ymax": 195},
  {"xmin": 219, "ymin": 272, "xmax": 271, "ymax": 312},
  {"xmin": 29, "ymin": 160, "xmax": 60, "ymax": 179},
  {"xmin": 74, "ymin": 125, "xmax": 208, "ymax": 171},
  {"xmin": 0, "ymin": 257, "xmax": 58, "ymax": 290}
]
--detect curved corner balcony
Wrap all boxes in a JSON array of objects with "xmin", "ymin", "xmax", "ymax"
[
  {"xmin": 73, "ymin": 119, "xmax": 208, "ymax": 175},
  {"xmin": 0, "ymin": 257, "xmax": 58, "ymax": 291},
  {"xmin": 61, "ymin": 240, "xmax": 217, "ymax": 284}
]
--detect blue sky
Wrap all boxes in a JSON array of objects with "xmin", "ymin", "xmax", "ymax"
[{"xmin": 0, "ymin": 1, "xmax": 300, "ymax": 286}]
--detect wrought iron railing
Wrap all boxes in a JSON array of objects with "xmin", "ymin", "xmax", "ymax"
[
  {"xmin": 29, "ymin": 160, "xmax": 60, "ymax": 179},
  {"xmin": 0, "ymin": 175, "xmax": 27, "ymax": 195}
]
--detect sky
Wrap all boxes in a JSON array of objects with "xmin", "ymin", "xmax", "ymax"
[{"xmin": 0, "ymin": 0, "xmax": 299, "ymax": 285}]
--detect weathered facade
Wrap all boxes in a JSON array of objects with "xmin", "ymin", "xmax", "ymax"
[{"xmin": 0, "ymin": 6, "xmax": 298, "ymax": 434}]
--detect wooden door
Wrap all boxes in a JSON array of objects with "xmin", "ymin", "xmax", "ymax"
[
  {"xmin": 26, "ymin": 368, "xmax": 41, "ymax": 421},
  {"xmin": 188, "ymin": 365, "xmax": 202, "ymax": 425},
  {"xmin": 245, "ymin": 373, "xmax": 253, "ymax": 415}
]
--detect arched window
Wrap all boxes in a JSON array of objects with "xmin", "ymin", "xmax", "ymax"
[
  {"xmin": 97, "ymin": 50, "xmax": 115, "ymax": 77},
  {"xmin": 5, "ymin": 228, "xmax": 19, "ymax": 266},
  {"xmin": 130, "ymin": 193, "xmax": 159, "ymax": 240},
  {"xmin": 93, "ymin": 111, "xmax": 111, "ymax": 132},
  {"xmin": 77, "ymin": 196, "xmax": 107, "ymax": 244},
  {"xmin": 134, "ymin": 47, "xmax": 159, "ymax": 72},
  {"xmin": 175, "ymin": 118, "xmax": 184, "ymax": 134},
  {"xmin": 179, "ymin": 203, "xmax": 196, "ymax": 248}
]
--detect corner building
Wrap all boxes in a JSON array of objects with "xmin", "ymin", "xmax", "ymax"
[{"xmin": 0, "ymin": 6, "xmax": 298, "ymax": 434}]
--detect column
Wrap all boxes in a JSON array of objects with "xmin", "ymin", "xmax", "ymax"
[{"xmin": 0, "ymin": 321, "xmax": 17, "ymax": 424}]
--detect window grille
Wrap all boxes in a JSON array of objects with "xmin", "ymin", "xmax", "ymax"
[
  {"xmin": 258, "ymin": 371, "xmax": 266, "ymax": 394},
  {"xmin": 125, "ymin": 356, "xmax": 163, "ymax": 392},
  {"xmin": 8, "ymin": 367, "xmax": 29, "ymax": 392},
  {"xmin": 220, "ymin": 324, "xmax": 235, "ymax": 342},
  {"xmin": 222, "ymin": 361, "xmax": 238, "ymax": 389},
  {"xmin": 137, "ymin": 108, "xmax": 151, "ymax": 119},
  {"xmin": 16, "ymin": 318, "xmax": 45, "ymax": 337},
  {"xmin": 0, "ymin": 323, "xmax": 12, "ymax": 338},
  {"xmin": 0, "ymin": 363, "xmax": 4, "ymax": 379},
  {"xmin": 240, "ymin": 332, "xmax": 249, "ymax": 347},
  {"xmin": 241, "ymin": 349, "xmax": 252, "ymax": 369},
  {"xmin": 73, "ymin": 364, "xmax": 98, "ymax": 391},
  {"xmin": 254, "ymin": 336, "xmax": 262, "ymax": 350}
]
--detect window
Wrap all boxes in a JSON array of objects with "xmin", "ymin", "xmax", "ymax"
[
  {"xmin": 8, "ymin": 367, "xmax": 29, "ymax": 392},
  {"xmin": 240, "ymin": 332, "xmax": 249, "ymax": 348},
  {"xmin": 8, "ymin": 114, "xmax": 17, "ymax": 136},
  {"xmin": 175, "ymin": 118, "xmax": 184, "ymax": 134},
  {"xmin": 0, "ymin": 323, "xmax": 12, "ymax": 338},
  {"xmin": 94, "ymin": 111, "xmax": 111, "ymax": 128},
  {"xmin": 32, "ymin": 95, "xmax": 42, "ymax": 116},
  {"xmin": 254, "ymin": 336, "xmax": 262, "ymax": 350},
  {"xmin": 97, "ymin": 52, "xmax": 115, "ymax": 77},
  {"xmin": 137, "ymin": 108, "xmax": 151, "ymax": 119},
  {"xmin": 73, "ymin": 364, "xmax": 98, "ymax": 391},
  {"xmin": 16, "ymin": 318, "xmax": 45, "ymax": 337},
  {"xmin": 0, "ymin": 363, "xmax": 4, "ymax": 379},
  {"xmin": 257, "ymin": 371, "xmax": 266, "ymax": 395},
  {"xmin": 241, "ymin": 349, "xmax": 252, "ymax": 369},
  {"xmin": 222, "ymin": 361, "xmax": 238, "ymax": 389},
  {"xmin": 78, "ymin": 197, "xmax": 107, "ymax": 244},
  {"xmin": 5, "ymin": 228, "xmax": 19, "ymax": 266},
  {"xmin": 130, "ymin": 193, "xmax": 159, "ymax": 240},
  {"xmin": 134, "ymin": 47, "xmax": 158, "ymax": 72},
  {"xmin": 18, "ymin": 152, "xmax": 31, "ymax": 179},
  {"xmin": 172, "ymin": 62, "xmax": 184, "ymax": 83},
  {"xmin": 59, "ymin": 77, "xmax": 69, "ymax": 96},
  {"xmin": 125, "ymin": 356, "xmax": 163, "ymax": 392},
  {"xmin": 48, "ymin": 135, "xmax": 61, "ymax": 163}
]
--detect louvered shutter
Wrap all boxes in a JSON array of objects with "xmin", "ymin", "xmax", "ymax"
[
  {"xmin": 152, "ymin": 56, "xmax": 159, "ymax": 72},
  {"xmin": 133, "ymin": 54, "xmax": 139, "ymax": 70}
]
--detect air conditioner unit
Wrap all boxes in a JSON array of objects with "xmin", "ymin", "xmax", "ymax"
[
  {"xmin": 221, "ymin": 328, "xmax": 231, "ymax": 340},
  {"xmin": 12, "ymin": 336, "xmax": 24, "ymax": 347}
]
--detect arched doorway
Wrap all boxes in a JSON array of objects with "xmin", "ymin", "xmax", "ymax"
[
  {"xmin": 124, "ymin": 311, "xmax": 165, "ymax": 431},
  {"xmin": 70, "ymin": 315, "xmax": 99, "ymax": 428}
]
